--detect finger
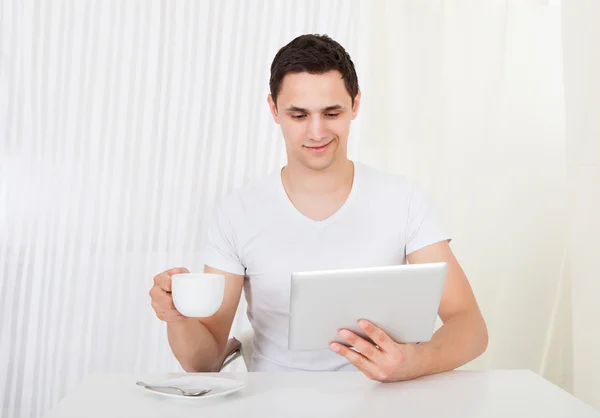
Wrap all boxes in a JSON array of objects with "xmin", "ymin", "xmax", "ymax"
[
  {"xmin": 159, "ymin": 275, "xmax": 172, "ymax": 292},
  {"xmin": 153, "ymin": 273, "xmax": 170, "ymax": 291},
  {"xmin": 358, "ymin": 320, "xmax": 397, "ymax": 353},
  {"xmin": 151, "ymin": 298, "xmax": 174, "ymax": 314},
  {"xmin": 168, "ymin": 267, "xmax": 190, "ymax": 275},
  {"xmin": 156, "ymin": 292, "xmax": 177, "ymax": 310},
  {"xmin": 330, "ymin": 343, "xmax": 382, "ymax": 378},
  {"xmin": 150, "ymin": 286, "xmax": 177, "ymax": 311},
  {"xmin": 339, "ymin": 329, "xmax": 383, "ymax": 362},
  {"xmin": 163, "ymin": 267, "xmax": 189, "ymax": 292},
  {"xmin": 154, "ymin": 267, "xmax": 189, "ymax": 291}
]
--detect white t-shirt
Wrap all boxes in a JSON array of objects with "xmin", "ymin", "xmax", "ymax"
[{"xmin": 201, "ymin": 161, "xmax": 450, "ymax": 372}]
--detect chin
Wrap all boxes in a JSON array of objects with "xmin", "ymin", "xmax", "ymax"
[
  {"xmin": 299, "ymin": 151, "xmax": 339, "ymax": 171},
  {"xmin": 301, "ymin": 144, "xmax": 342, "ymax": 171},
  {"xmin": 304, "ymin": 159, "xmax": 335, "ymax": 171}
]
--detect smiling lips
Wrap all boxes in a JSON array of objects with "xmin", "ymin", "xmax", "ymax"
[{"xmin": 305, "ymin": 141, "xmax": 332, "ymax": 152}]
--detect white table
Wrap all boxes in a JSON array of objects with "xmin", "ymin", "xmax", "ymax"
[{"xmin": 45, "ymin": 370, "xmax": 600, "ymax": 418}]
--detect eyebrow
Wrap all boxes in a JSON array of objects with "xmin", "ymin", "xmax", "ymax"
[{"xmin": 285, "ymin": 104, "xmax": 345, "ymax": 113}]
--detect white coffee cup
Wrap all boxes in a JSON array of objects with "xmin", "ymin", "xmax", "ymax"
[{"xmin": 171, "ymin": 273, "xmax": 225, "ymax": 317}]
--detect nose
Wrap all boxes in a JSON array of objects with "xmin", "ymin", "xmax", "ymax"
[{"xmin": 306, "ymin": 115, "xmax": 329, "ymax": 142}]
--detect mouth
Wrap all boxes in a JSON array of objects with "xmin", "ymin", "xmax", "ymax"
[{"xmin": 304, "ymin": 140, "xmax": 333, "ymax": 153}]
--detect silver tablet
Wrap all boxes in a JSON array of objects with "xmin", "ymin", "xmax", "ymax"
[{"xmin": 288, "ymin": 262, "xmax": 448, "ymax": 351}]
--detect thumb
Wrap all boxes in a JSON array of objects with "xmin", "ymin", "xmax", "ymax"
[
  {"xmin": 168, "ymin": 267, "xmax": 190, "ymax": 275},
  {"xmin": 161, "ymin": 267, "xmax": 190, "ymax": 292}
]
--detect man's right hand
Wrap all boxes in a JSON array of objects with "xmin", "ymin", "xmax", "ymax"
[
  {"xmin": 149, "ymin": 267, "xmax": 190, "ymax": 322},
  {"xmin": 152, "ymin": 265, "xmax": 244, "ymax": 372}
]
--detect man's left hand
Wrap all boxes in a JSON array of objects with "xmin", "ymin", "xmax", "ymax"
[{"xmin": 330, "ymin": 319, "xmax": 424, "ymax": 383}]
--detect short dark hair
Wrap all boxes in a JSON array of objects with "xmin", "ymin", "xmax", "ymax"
[{"xmin": 269, "ymin": 34, "xmax": 359, "ymax": 107}]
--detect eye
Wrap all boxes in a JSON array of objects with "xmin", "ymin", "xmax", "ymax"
[
  {"xmin": 325, "ymin": 113, "xmax": 340, "ymax": 118},
  {"xmin": 291, "ymin": 114, "xmax": 306, "ymax": 120}
]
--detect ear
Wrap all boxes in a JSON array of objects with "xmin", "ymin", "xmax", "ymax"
[
  {"xmin": 267, "ymin": 94, "xmax": 280, "ymax": 124},
  {"xmin": 351, "ymin": 90, "xmax": 362, "ymax": 120}
]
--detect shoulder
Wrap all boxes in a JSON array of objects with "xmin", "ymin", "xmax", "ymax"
[
  {"xmin": 215, "ymin": 170, "xmax": 280, "ymax": 218},
  {"xmin": 357, "ymin": 162, "xmax": 423, "ymax": 199}
]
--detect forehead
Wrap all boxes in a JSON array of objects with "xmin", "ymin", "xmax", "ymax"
[{"xmin": 277, "ymin": 71, "xmax": 351, "ymax": 107}]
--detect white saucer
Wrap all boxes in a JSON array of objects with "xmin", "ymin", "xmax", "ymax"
[{"xmin": 139, "ymin": 375, "xmax": 247, "ymax": 400}]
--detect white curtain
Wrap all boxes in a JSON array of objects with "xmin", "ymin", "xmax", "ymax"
[
  {"xmin": 562, "ymin": 0, "xmax": 600, "ymax": 407},
  {"xmin": 360, "ymin": 0, "xmax": 570, "ymax": 378},
  {"xmin": 1, "ymin": 1, "xmax": 598, "ymax": 417}
]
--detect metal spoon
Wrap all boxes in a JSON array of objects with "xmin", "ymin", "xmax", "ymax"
[{"xmin": 136, "ymin": 381, "xmax": 212, "ymax": 397}]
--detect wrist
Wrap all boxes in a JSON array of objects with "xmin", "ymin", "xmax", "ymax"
[
  {"xmin": 413, "ymin": 341, "xmax": 436, "ymax": 378},
  {"xmin": 167, "ymin": 317, "xmax": 196, "ymax": 327}
]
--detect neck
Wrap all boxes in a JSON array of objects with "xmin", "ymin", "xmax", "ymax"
[{"xmin": 281, "ymin": 158, "xmax": 355, "ymax": 197}]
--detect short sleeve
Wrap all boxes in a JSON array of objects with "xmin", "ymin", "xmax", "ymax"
[
  {"xmin": 201, "ymin": 204, "xmax": 246, "ymax": 276},
  {"xmin": 405, "ymin": 182, "xmax": 451, "ymax": 255}
]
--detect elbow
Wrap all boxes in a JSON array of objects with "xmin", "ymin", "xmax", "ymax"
[
  {"xmin": 180, "ymin": 360, "xmax": 214, "ymax": 373},
  {"xmin": 181, "ymin": 362, "xmax": 202, "ymax": 373},
  {"xmin": 178, "ymin": 357, "xmax": 202, "ymax": 373},
  {"xmin": 476, "ymin": 319, "xmax": 489, "ymax": 358},
  {"xmin": 479, "ymin": 332, "xmax": 489, "ymax": 357},
  {"xmin": 178, "ymin": 348, "xmax": 223, "ymax": 373},
  {"xmin": 172, "ymin": 341, "xmax": 224, "ymax": 373},
  {"xmin": 176, "ymin": 354, "xmax": 215, "ymax": 373}
]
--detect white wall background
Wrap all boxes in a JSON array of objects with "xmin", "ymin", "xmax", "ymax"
[{"xmin": 0, "ymin": 1, "xmax": 598, "ymax": 417}]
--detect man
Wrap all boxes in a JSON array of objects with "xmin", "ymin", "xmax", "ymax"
[{"xmin": 149, "ymin": 34, "xmax": 488, "ymax": 382}]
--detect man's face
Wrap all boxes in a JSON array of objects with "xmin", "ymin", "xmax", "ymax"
[{"xmin": 268, "ymin": 71, "xmax": 361, "ymax": 171}]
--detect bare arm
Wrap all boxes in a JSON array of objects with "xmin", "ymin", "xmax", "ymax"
[
  {"xmin": 408, "ymin": 241, "xmax": 488, "ymax": 376},
  {"xmin": 156, "ymin": 266, "xmax": 244, "ymax": 372},
  {"xmin": 331, "ymin": 241, "xmax": 488, "ymax": 382}
]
